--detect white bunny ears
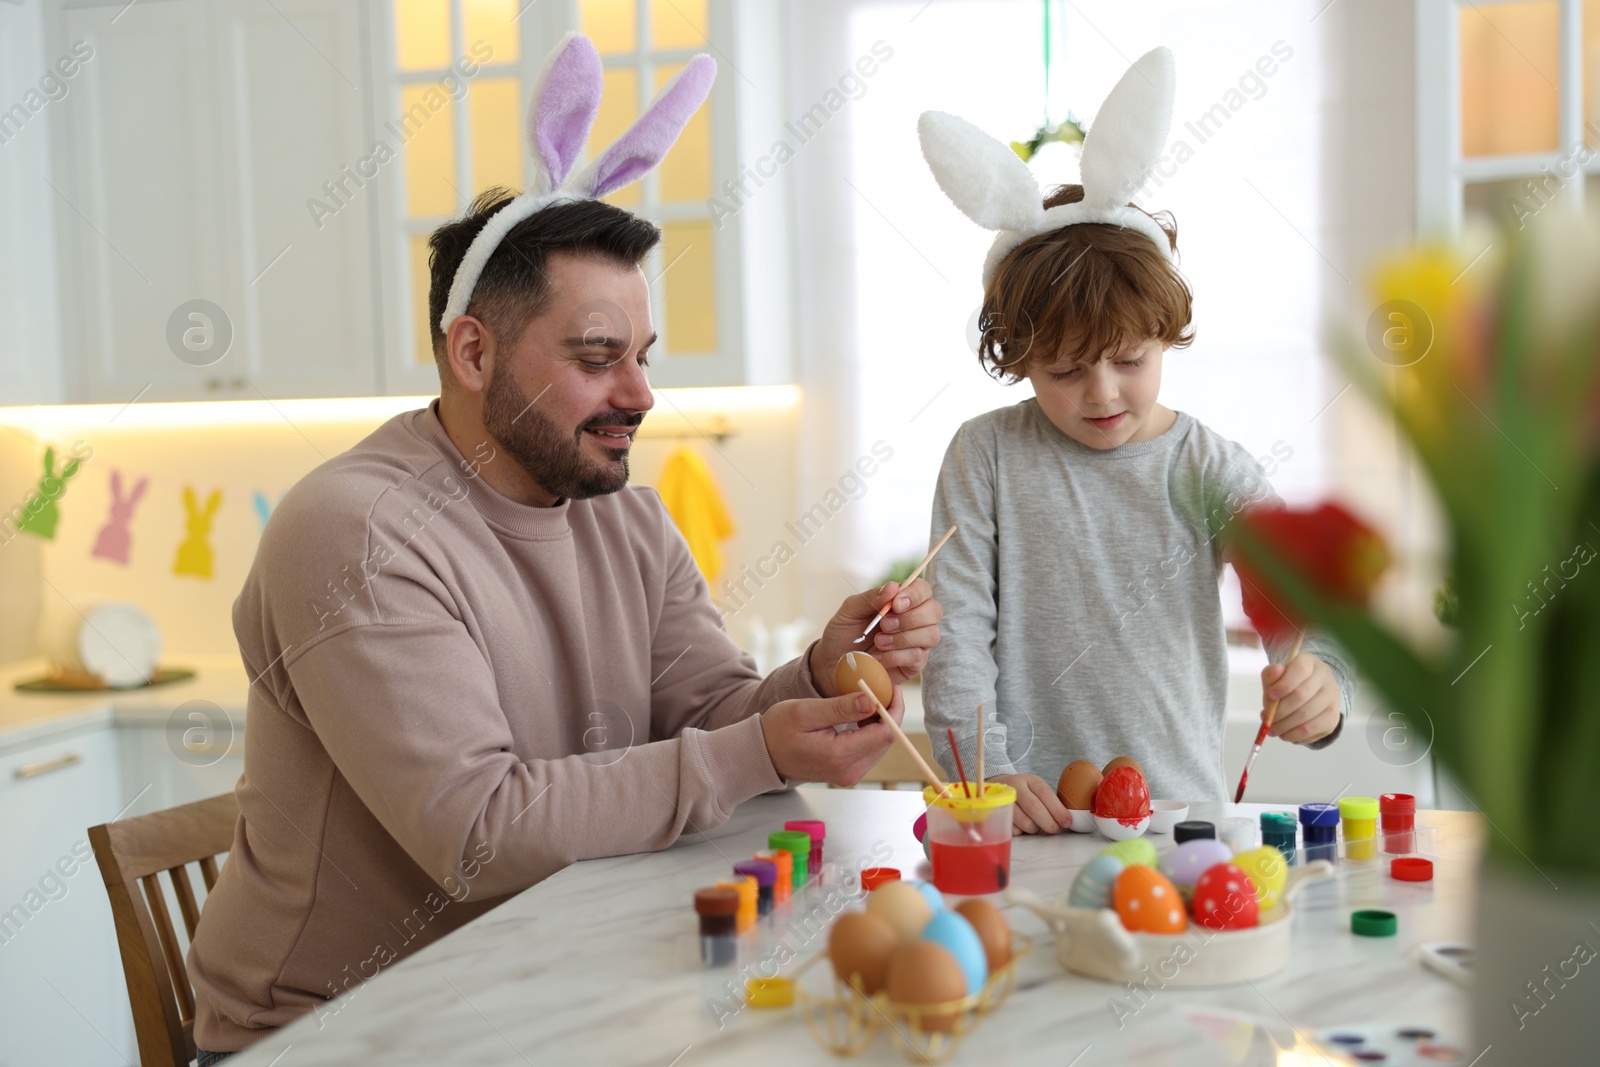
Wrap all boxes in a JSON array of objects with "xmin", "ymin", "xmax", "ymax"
[
  {"xmin": 919, "ymin": 47, "xmax": 1177, "ymax": 288},
  {"xmin": 439, "ymin": 33, "xmax": 716, "ymax": 333}
]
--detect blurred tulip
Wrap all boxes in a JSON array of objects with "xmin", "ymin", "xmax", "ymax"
[{"xmin": 1233, "ymin": 503, "xmax": 1390, "ymax": 644}]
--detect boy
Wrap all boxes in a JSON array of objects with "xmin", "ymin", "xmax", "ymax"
[{"xmin": 922, "ymin": 183, "xmax": 1355, "ymax": 833}]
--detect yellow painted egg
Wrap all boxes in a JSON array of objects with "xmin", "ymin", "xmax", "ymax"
[
  {"xmin": 1231, "ymin": 846, "xmax": 1289, "ymax": 911},
  {"xmin": 835, "ymin": 651, "xmax": 892, "ymax": 708},
  {"xmin": 1113, "ymin": 865, "xmax": 1187, "ymax": 934},
  {"xmin": 866, "ymin": 880, "xmax": 933, "ymax": 944}
]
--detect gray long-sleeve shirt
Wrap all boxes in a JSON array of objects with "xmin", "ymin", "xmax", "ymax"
[{"xmin": 923, "ymin": 399, "xmax": 1354, "ymax": 803}]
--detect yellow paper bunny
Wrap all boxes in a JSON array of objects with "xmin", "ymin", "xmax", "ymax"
[{"xmin": 173, "ymin": 486, "xmax": 222, "ymax": 579}]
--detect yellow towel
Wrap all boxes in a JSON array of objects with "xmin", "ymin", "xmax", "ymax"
[{"xmin": 658, "ymin": 446, "xmax": 734, "ymax": 584}]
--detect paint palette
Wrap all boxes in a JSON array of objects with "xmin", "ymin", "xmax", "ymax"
[{"xmin": 1310, "ymin": 1023, "xmax": 1473, "ymax": 1064}]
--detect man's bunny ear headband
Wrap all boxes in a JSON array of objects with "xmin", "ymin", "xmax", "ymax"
[
  {"xmin": 919, "ymin": 46, "xmax": 1176, "ymax": 288},
  {"xmin": 439, "ymin": 32, "xmax": 716, "ymax": 333}
]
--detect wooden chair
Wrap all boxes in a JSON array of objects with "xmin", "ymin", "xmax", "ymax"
[{"xmin": 89, "ymin": 793, "xmax": 239, "ymax": 1067}]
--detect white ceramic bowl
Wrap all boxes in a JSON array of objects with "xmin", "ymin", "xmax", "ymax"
[
  {"xmin": 1093, "ymin": 813, "xmax": 1150, "ymax": 840},
  {"xmin": 1146, "ymin": 800, "xmax": 1189, "ymax": 834},
  {"xmin": 1066, "ymin": 809, "xmax": 1096, "ymax": 833}
]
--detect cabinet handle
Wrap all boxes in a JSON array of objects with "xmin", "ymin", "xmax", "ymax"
[{"xmin": 14, "ymin": 752, "xmax": 82, "ymax": 779}]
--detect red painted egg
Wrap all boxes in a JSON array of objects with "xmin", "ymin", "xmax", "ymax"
[
  {"xmin": 1092, "ymin": 766, "xmax": 1152, "ymax": 823},
  {"xmin": 1191, "ymin": 863, "xmax": 1261, "ymax": 931}
]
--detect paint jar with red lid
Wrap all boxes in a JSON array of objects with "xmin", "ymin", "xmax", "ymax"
[{"xmin": 1381, "ymin": 793, "xmax": 1416, "ymax": 854}]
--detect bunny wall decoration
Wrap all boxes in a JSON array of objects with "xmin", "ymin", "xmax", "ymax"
[
  {"xmin": 438, "ymin": 32, "xmax": 716, "ymax": 332},
  {"xmin": 92, "ymin": 470, "xmax": 150, "ymax": 565},
  {"xmin": 173, "ymin": 486, "xmax": 222, "ymax": 579},
  {"xmin": 918, "ymin": 47, "xmax": 1177, "ymax": 287},
  {"xmin": 251, "ymin": 490, "xmax": 281, "ymax": 534},
  {"xmin": 16, "ymin": 443, "xmax": 89, "ymax": 541}
]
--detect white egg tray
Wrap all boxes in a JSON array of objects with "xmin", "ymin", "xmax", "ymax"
[{"xmin": 1007, "ymin": 861, "xmax": 1334, "ymax": 987}]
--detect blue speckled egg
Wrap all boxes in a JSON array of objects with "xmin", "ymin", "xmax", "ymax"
[
  {"xmin": 920, "ymin": 909, "xmax": 988, "ymax": 995},
  {"xmin": 1068, "ymin": 852, "xmax": 1126, "ymax": 909},
  {"xmin": 1160, "ymin": 839, "xmax": 1233, "ymax": 888},
  {"xmin": 908, "ymin": 879, "xmax": 945, "ymax": 913}
]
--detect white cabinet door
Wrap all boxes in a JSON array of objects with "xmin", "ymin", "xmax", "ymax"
[
  {"xmin": 0, "ymin": 725, "xmax": 132, "ymax": 1067},
  {"xmin": 52, "ymin": 0, "xmax": 231, "ymax": 404},
  {"xmin": 49, "ymin": 0, "xmax": 379, "ymax": 401},
  {"xmin": 214, "ymin": 0, "xmax": 379, "ymax": 399}
]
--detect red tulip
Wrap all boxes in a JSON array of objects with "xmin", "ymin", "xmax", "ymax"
[{"xmin": 1233, "ymin": 503, "xmax": 1390, "ymax": 643}]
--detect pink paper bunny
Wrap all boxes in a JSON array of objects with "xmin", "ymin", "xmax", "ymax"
[
  {"xmin": 91, "ymin": 470, "xmax": 149, "ymax": 565},
  {"xmin": 172, "ymin": 486, "xmax": 221, "ymax": 579}
]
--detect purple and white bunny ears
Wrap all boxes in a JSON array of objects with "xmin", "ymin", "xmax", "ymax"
[
  {"xmin": 919, "ymin": 47, "xmax": 1177, "ymax": 287},
  {"xmin": 439, "ymin": 33, "xmax": 717, "ymax": 333}
]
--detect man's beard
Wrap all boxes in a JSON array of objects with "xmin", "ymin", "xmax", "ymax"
[{"xmin": 481, "ymin": 365, "xmax": 640, "ymax": 501}]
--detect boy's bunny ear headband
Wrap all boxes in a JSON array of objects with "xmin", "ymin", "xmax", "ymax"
[
  {"xmin": 919, "ymin": 46, "xmax": 1176, "ymax": 288},
  {"xmin": 439, "ymin": 33, "xmax": 716, "ymax": 333}
]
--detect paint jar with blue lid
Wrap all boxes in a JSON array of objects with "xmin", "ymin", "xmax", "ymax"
[
  {"xmin": 1261, "ymin": 812, "xmax": 1298, "ymax": 864},
  {"xmin": 1299, "ymin": 802, "xmax": 1340, "ymax": 862}
]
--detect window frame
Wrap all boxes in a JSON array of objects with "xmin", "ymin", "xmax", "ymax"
[
  {"xmin": 375, "ymin": 0, "xmax": 747, "ymax": 395},
  {"xmin": 1416, "ymin": 0, "xmax": 1589, "ymax": 236}
]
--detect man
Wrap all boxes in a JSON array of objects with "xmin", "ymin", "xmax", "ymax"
[{"xmin": 186, "ymin": 189, "xmax": 942, "ymax": 1054}]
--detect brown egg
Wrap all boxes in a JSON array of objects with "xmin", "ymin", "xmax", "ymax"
[
  {"xmin": 1057, "ymin": 759, "xmax": 1103, "ymax": 811},
  {"xmin": 954, "ymin": 899, "xmax": 1013, "ymax": 970},
  {"xmin": 1102, "ymin": 755, "xmax": 1145, "ymax": 779},
  {"xmin": 886, "ymin": 942, "xmax": 968, "ymax": 1032},
  {"xmin": 828, "ymin": 910, "xmax": 900, "ymax": 995},
  {"xmin": 835, "ymin": 651, "xmax": 893, "ymax": 708}
]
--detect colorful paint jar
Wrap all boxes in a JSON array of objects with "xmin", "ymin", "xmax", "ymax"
[
  {"xmin": 785, "ymin": 820, "xmax": 826, "ymax": 877},
  {"xmin": 695, "ymin": 887, "xmax": 739, "ymax": 965},
  {"xmin": 717, "ymin": 876, "xmax": 757, "ymax": 933},
  {"xmin": 1381, "ymin": 793, "xmax": 1416, "ymax": 854},
  {"xmin": 921, "ymin": 781, "xmax": 1017, "ymax": 895},
  {"xmin": 1260, "ymin": 812, "xmax": 1298, "ymax": 864},
  {"xmin": 768, "ymin": 830, "xmax": 811, "ymax": 890},
  {"xmin": 1221, "ymin": 816, "xmax": 1258, "ymax": 853},
  {"xmin": 733, "ymin": 860, "xmax": 777, "ymax": 917},
  {"xmin": 1299, "ymin": 802, "xmax": 1339, "ymax": 862},
  {"xmin": 860, "ymin": 867, "xmax": 900, "ymax": 892},
  {"xmin": 1339, "ymin": 796, "xmax": 1379, "ymax": 860},
  {"xmin": 754, "ymin": 849, "xmax": 793, "ymax": 904}
]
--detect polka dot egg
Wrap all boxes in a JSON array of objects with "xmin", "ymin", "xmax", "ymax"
[
  {"xmin": 1191, "ymin": 862, "xmax": 1260, "ymax": 931},
  {"xmin": 1112, "ymin": 865, "xmax": 1187, "ymax": 934},
  {"xmin": 1159, "ymin": 839, "xmax": 1233, "ymax": 890},
  {"xmin": 1068, "ymin": 852, "xmax": 1127, "ymax": 910},
  {"xmin": 1231, "ymin": 846, "xmax": 1288, "ymax": 910}
]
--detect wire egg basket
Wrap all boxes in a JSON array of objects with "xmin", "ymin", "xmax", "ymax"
[{"xmin": 791, "ymin": 932, "xmax": 1032, "ymax": 1063}]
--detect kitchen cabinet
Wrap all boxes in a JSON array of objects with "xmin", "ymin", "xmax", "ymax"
[
  {"xmin": 0, "ymin": 724, "xmax": 129, "ymax": 1067},
  {"xmin": 46, "ymin": 0, "xmax": 378, "ymax": 402},
  {"xmin": 30, "ymin": 0, "xmax": 792, "ymax": 403}
]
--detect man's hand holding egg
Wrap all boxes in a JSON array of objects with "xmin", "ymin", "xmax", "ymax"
[{"xmin": 809, "ymin": 578, "xmax": 943, "ymax": 693}]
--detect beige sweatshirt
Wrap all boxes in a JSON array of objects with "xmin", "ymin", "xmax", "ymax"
[{"xmin": 188, "ymin": 405, "xmax": 817, "ymax": 1051}]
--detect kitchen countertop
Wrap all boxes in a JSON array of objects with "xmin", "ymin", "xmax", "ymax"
[
  {"xmin": 225, "ymin": 789, "xmax": 1479, "ymax": 1067},
  {"xmin": 0, "ymin": 655, "xmax": 250, "ymax": 751}
]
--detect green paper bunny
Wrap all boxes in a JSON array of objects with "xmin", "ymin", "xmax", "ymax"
[{"xmin": 17, "ymin": 445, "xmax": 85, "ymax": 541}]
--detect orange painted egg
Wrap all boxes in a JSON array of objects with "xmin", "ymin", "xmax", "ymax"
[{"xmin": 1112, "ymin": 865, "xmax": 1187, "ymax": 934}]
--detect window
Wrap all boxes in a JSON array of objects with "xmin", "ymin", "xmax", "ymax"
[
  {"xmin": 387, "ymin": 0, "xmax": 721, "ymax": 375},
  {"xmin": 1418, "ymin": 0, "xmax": 1600, "ymax": 235}
]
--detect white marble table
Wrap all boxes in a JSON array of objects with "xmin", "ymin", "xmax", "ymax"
[{"xmin": 225, "ymin": 789, "xmax": 1481, "ymax": 1067}]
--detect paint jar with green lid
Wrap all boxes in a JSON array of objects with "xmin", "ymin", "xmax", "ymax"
[{"xmin": 768, "ymin": 830, "xmax": 810, "ymax": 889}]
